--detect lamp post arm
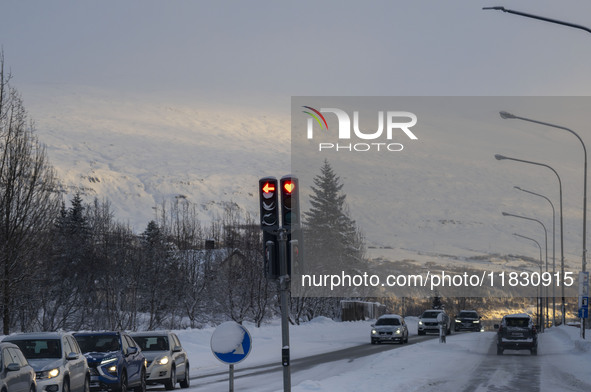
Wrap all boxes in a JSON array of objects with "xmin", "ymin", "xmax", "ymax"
[{"xmin": 483, "ymin": 6, "xmax": 591, "ymax": 35}]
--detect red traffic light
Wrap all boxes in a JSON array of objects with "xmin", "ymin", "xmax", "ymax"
[
  {"xmin": 262, "ymin": 182, "xmax": 276, "ymax": 194},
  {"xmin": 283, "ymin": 181, "xmax": 295, "ymax": 194}
]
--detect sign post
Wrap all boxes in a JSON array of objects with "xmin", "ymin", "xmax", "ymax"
[
  {"xmin": 210, "ymin": 321, "xmax": 252, "ymax": 391},
  {"xmin": 579, "ymin": 271, "xmax": 589, "ymax": 338}
]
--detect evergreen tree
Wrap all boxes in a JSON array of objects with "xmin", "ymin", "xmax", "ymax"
[{"xmin": 303, "ymin": 159, "xmax": 365, "ymax": 274}]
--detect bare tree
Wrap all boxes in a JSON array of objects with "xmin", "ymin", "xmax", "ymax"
[{"xmin": 0, "ymin": 52, "xmax": 61, "ymax": 334}]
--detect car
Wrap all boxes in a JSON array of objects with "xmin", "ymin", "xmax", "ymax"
[
  {"xmin": 370, "ymin": 314, "xmax": 409, "ymax": 344},
  {"xmin": 418, "ymin": 309, "xmax": 451, "ymax": 335},
  {"xmin": 3, "ymin": 332, "xmax": 89, "ymax": 392},
  {"xmin": 129, "ymin": 332, "xmax": 189, "ymax": 390},
  {"xmin": 0, "ymin": 341, "xmax": 37, "ymax": 392},
  {"xmin": 494, "ymin": 313, "xmax": 538, "ymax": 355},
  {"xmin": 73, "ymin": 332, "xmax": 146, "ymax": 392},
  {"xmin": 454, "ymin": 310, "xmax": 483, "ymax": 332}
]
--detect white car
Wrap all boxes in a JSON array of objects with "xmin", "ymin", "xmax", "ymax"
[
  {"xmin": 130, "ymin": 332, "xmax": 189, "ymax": 390},
  {"xmin": 370, "ymin": 314, "xmax": 409, "ymax": 344},
  {"xmin": 3, "ymin": 332, "xmax": 89, "ymax": 392},
  {"xmin": 0, "ymin": 341, "xmax": 37, "ymax": 392}
]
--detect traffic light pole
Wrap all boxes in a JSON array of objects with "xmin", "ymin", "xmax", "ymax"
[{"xmin": 278, "ymin": 228, "xmax": 291, "ymax": 392}]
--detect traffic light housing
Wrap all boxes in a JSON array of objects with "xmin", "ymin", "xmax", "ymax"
[
  {"xmin": 280, "ymin": 176, "xmax": 299, "ymax": 231},
  {"xmin": 263, "ymin": 231, "xmax": 279, "ymax": 279},
  {"xmin": 259, "ymin": 177, "xmax": 279, "ymax": 231}
]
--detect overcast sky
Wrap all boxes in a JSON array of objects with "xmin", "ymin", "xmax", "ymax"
[
  {"xmin": 2, "ymin": 0, "xmax": 591, "ymax": 110},
  {"xmin": 3, "ymin": 1, "xmax": 591, "ymax": 262}
]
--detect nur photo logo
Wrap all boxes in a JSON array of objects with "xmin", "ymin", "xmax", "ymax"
[{"xmin": 302, "ymin": 105, "xmax": 418, "ymax": 152}]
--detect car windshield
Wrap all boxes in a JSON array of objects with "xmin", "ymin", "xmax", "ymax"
[
  {"xmin": 458, "ymin": 311, "xmax": 478, "ymax": 318},
  {"xmin": 421, "ymin": 311, "xmax": 442, "ymax": 319},
  {"xmin": 505, "ymin": 318, "xmax": 530, "ymax": 328},
  {"xmin": 75, "ymin": 335, "xmax": 120, "ymax": 353},
  {"xmin": 376, "ymin": 318, "xmax": 400, "ymax": 326},
  {"xmin": 10, "ymin": 339, "xmax": 61, "ymax": 359},
  {"xmin": 133, "ymin": 336, "xmax": 169, "ymax": 351}
]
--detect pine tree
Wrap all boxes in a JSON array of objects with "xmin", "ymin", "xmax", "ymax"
[{"xmin": 303, "ymin": 159, "xmax": 365, "ymax": 274}]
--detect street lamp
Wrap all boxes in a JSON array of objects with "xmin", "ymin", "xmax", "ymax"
[
  {"xmin": 495, "ymin": 154, "xmax": 566, "ymax": 325},
  {"xmin": 498, "ymin": 112, "xmax": 587, "ymax": 276},
  {"xmin": 514, "ymin": 186, "xmax": 556, "ymax": 327},
  {"xmin": 513, "ymin": 233, "xmax": 545, "ymax": 330},
  {"xmin": 503, "ymin": 211, "xmax": 548, "ymax": 332},
  {"xmin": 483, "ymin": 6, "xmax": 591, "ymax": 35}
]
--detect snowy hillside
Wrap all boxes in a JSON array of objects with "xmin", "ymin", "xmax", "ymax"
[
  {"xmin": 24, "ymin": 86, "xmax": 291, "ymax": 233},
  {"xmin": 21, "ymin": 88, "xmax": 591, "ymax": 274}
]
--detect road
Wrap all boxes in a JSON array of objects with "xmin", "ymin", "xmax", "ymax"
[
  {"xmin": 189, "ymin": 334, "xmax": 437, "ymax": 391},
  {"xmin": 461, "ymin": 340, "xmax": 541, "ymax": 392}
]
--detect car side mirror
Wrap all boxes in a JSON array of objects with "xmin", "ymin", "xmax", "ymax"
[
  {"xmin": 66, "ymin": 352, "xmax": 79, "ymax": 360},
  {"xmin": 126, "ymin": 347, "xmax": 138, "ymax": 356},
  {"xmin": 6, "ymin": 363, "xmax": 21, "ymax": 372},
  {"xmin": 173, "ymin": 345, "xmax": 182, "ymax": 353},
  {"xmin": 493, "ymin": 324, "xmax": 499, "ymax": 329}
]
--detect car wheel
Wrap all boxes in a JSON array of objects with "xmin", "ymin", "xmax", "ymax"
[
  {"xmin": 531, "ymin": 347, "xmax": 538, "ymax": 356},
  {"xmin": 164, "ymin": 367, "xmax": 176, "ymax": 390},
  {"xmin": 30, "ymin": 384, "xmax": 36, "ymax": 392},
  {"xmin": 404, "ymin": 333, "xmax": 409, "ymax": 343},
  {"xmin": 135, "ymin": 368, "xmax": 146, "ymax": 392},
  {"xmin": 418, "ymin": 330, "xmax": 425, "ymax": 336},
  {"xmin": 84, "ymin": 376, "xmax": 90, "ymax": 392},
  {"xmin": 371, "ymin": 339, "xmax": 376, "ymax": 344},
  {"xmin": 497, "ymin": 346, "xmax": 503, "ymax": 355},
  {"xmin": 179, "ymin": 365, "xmax": 190, "ymax": 389},
  {"xmin": 120, "ymin": 372, "xmax": 128, "ymax": 392}
]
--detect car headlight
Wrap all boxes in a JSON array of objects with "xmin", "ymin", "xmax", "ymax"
[
  {"xmin": 395, "ymin": 328, "xmax": 401, "ymax": 335},
  {"xmin": 100, "ymin": 357, "xmax": 118, "ymax": 375},
  {"xmin": 473, "ymin": 320, "xmax": 480, "ymax": 323},
  {"xmin": 418, "ymin": 321, "xmax": 423, "ymax": 325},
  {"xmin": 156, "ymin": 356, "xmax": 170, "ymax": 365},
  {"xmin": 455, "ymin": 320, "xmax": 461, "ymax": 323},
  {"xmin": 371, "ymin": 329, "xmax": 377, "ymax": 335},
  {"xmin": 38, "ymin": 368, "xmax": 60, "ymax": 379}
]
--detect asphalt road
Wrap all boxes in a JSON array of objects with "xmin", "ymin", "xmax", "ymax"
[{"xmin": 460, "ymin": 339, "xmax": 541, "ymax": 392}]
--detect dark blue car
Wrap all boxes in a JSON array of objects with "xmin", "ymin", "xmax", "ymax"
[{"xmin": 73, "ymin": 332, "xmax": 146, "ymax": 392}]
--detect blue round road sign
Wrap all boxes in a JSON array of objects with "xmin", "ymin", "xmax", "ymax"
[{"xmin": 210, "ymin": 321, "xmax": 252, "ymax": 364}]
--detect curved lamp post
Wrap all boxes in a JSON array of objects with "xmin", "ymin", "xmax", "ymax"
[
  {"xmin": 495, "ymin": 154, "xmax": 566, "ymax": 325},
  {"xmin": 514, "ymin": 186, "xmax": 556, "ymax": 327},
  {"xmin": 499, "ymin": 111, "xmax": 587, "ymax": 275},
  {"xmin": 503, "ymin": 211, "xmax": 548, "ymax": 331},
  {"xmin": 513, "ymin": 233, "xmax": 545, "ymax": 331}
]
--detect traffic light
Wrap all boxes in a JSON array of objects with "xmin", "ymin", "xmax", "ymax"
[
  {"xmin": 280, "ymin": 175, "xmax": 299, "ymax": 230},
  {"xmin": 289, "ymin": 238, "xmax": 300, "ymax": 276},
  {"xmin": 259, "ymin": 177, "xmax": 279, "ymax": 231},
  {"xmin": 263, "ymin": 231, "xmax": 279, "ymax": 279}
]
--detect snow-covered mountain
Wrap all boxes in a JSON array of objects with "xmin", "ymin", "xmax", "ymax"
[
  {"xmin": 23, "ymin": 88, "xmax": 590, "ymax": 273},
  {"xmin": 24, "ymin": 86, "xmax": 291, "ymax": 233}
]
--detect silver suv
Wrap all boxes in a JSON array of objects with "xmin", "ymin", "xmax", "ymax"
[
  {"xmin": 418, "ymin": 309, "xmax": 451, "ymax": 335},
  {"xmin": 3, "ymin": 332, "xmax": 90, "ymax": 392},
  {"xmin": 130, "ymin": 332, "xmax": 189, "ymax": 390}
]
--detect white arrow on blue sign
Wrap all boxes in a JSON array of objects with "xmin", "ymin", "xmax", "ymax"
[{"xmin": 210, "ymin": 321, "xmax": 252, "ymax": 365}]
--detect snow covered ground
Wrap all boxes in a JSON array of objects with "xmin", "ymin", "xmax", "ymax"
[{"xmin": 174, "ymin": 316, "xmax": 591, "ymax": 392}]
